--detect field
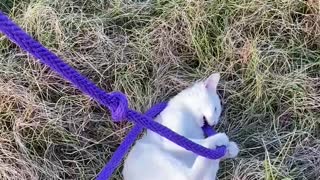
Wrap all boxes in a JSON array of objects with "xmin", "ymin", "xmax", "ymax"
[{"xmin": 0, "ymin": 0, "xmax": 319, "ymax": 179}]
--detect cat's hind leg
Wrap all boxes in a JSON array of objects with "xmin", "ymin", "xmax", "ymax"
[{"xmin": 123, "ymin": 141, "xmax": 191, "ymax": 180}]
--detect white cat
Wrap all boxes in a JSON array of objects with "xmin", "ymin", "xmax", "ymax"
[{"xmin": 122, "ymin": 73, "xmax": 239, "ymax": 180}]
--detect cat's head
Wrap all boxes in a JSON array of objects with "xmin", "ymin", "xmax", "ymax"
[{"xmin": 172, "ymin": 73, "xmax": 222, "ymax": 127}]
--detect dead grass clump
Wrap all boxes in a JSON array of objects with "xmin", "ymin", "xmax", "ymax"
[
  {"xmin": 0, "ymin": 82, "xmax": 40, "ymax": 180},
  {"xmin": 302, "ymin": 12, "xmax": 320, "ymax": 49},
  {"xmin": 288, "ymin": 137, "xmax": 320, "ymax": 179}
]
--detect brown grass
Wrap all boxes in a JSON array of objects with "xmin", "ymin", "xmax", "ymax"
[{"xmin": 0, "ymin": 0, "xmax": 319, "ymax": 179}]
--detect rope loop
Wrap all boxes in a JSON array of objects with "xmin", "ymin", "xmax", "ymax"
[{"xmin": 108, "ymin": 91, "xmax": 129, "ymax": 122}]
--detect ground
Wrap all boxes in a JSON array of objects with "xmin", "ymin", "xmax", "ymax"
[{"xmin": 0, "ymin": 0, "xmax": 319, "ymax": 179}]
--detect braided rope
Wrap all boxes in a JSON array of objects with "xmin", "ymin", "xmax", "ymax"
[
  {"xmin": 0, "ymin": 11, "xmax": 226, "ymax": 179},
  {"xmin": 97, "ymin": 102, "xmax": 167, "ymax": 179}
]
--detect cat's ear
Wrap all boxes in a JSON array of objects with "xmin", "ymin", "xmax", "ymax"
[{"xmin": 205, "ymin": 73, "xmax": 220, "ymax": 92}]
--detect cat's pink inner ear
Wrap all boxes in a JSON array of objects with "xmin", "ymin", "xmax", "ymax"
[{"xmin": 205, "ymin": 73, "xmax": 220, "ymax": 91}]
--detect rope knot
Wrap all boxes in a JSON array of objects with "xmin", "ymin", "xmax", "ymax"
[{"xmin": 108, "ymin": 91, "xmax": 128, "ymax": 122}]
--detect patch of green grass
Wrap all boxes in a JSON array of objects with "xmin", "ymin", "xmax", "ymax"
[{"xmin": 0, "ymin": 0, "xmax": 319, "ymax": 179}]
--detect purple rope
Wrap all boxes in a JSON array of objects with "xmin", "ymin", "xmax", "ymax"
[
  {"xmin": 97, "ymin": 102, "xmax": 167, "ymax": 180},
  {"xmin": 0, "ymin": 11, "xmax": 226, "ymax": 179},
  {"xmin": 202, "ymin": 122, "xmax": 217, "ymax": 137}
]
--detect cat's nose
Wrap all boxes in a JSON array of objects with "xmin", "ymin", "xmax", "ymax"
[
  {"xmin": 206, "ymin": 118, "xmax": 216, "ymax": 126},
  {"xmin": 211, "ymin": 117, "xmax": 219, "ymax": 126},
  {"xmin": 204, "ymin": 111, "xmax": 217, "ymax": 125}
]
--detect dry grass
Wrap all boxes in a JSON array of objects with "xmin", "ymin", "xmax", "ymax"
[{"xmin": 0, "ymin": 0, "xmax": 319, "ymax": 179}]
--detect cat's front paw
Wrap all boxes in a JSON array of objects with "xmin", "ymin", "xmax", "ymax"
[
  {"xmin": 205, "ymin": 133, "xmax": 229, "ymax": 149},
  {"xmin": 206, "ymin": 134, "xmax": 239, "ymax": 159},
  {"xmin": 226, "ymin": 141, "xmax": 239, "ymax": 158}
]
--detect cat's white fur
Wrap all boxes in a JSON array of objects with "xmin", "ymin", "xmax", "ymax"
[{"xmin": 122, "ymin": 73, "xmax": 239, "ymax": 180}]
